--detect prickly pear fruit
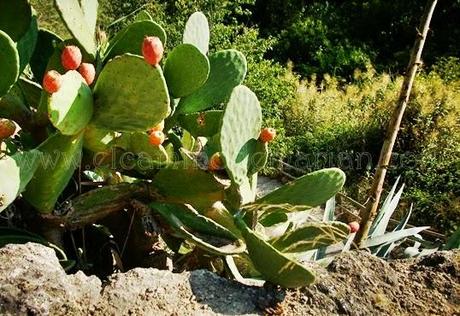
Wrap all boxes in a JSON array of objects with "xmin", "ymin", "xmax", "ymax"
[
  {"xmin": 78, "ymin": 63, "xmax": 96, "ymax": 85},
  {"xmin": 142, "ymin": 36, "xmax": 164, "ymax": 66},
  {"xmin": 61, "ymin": 45, "xmax": 82, "ymax": 70},
  {"xmin": 43, "ymin": 70, "xmax": 63, "ymax": 93},
  {"xmin": 208, "ymin": 152, "xmax": 223, "ymax": 171},
  {"xmin": 149, "ymin": 130, "xmax": 165, "ymax": 146},
  {"xmin": 0, "ymin": 119, "xmax": 16, "ymax": 140},
  {"xmin": 259, "ymin": 127, "xmax": 276, "ymax": 143},
  {"xmin": 348, "ymin": 221, "xmax": 360, "ymax": 233},
  {"xmin": 148, "ymin": 120, "xmax": 165, "ymax": 133}
]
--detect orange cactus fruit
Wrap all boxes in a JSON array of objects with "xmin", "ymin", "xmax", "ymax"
[
  {"xmin": 149, "ymin": 130, "xmax": 165, "ymax": 146},
  {"xmin": 259, "ymin": 127, "xmax": 276, "ymax": 143},
  {"xmin": 43, "ymin": 70, "xmax": 62, "ymax": 93},
  {"xmin": 208, "ymin": 152, "xmax": 223, "ymax": 171},
  {"xmin": 142, "ymin": 36, "xmax": 164, "ymax": 66}
]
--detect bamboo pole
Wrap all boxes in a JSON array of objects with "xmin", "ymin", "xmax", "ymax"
[{"xmin": 355, "ymin": 0, "xmax": 439, "ymax": 245}]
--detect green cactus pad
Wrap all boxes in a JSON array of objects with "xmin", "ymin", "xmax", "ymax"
[
  {"xmin": 83, "ymin": 125, "xmax": 114, "ymax": 153},
  {"xmin": 235, "ymin": 216, "xmax": 316, "ymax": 288},
  {"xmin": 104, "ymin": 21, "xmax": 166, "ymax": 62},
  {"xmin": 151, "ymin": 203, "xmax": 246, "ymax": 255},
  {"xmin": 92, "ymin": 54, "xmax": 170, "ymax": 132},
  {"xmin": 0, "ymin": 30, "xmax": 19, "ymax": 97},
  {"xmin": 177, "ymin": 50, "xmax": 247, "ymax": 114},
  {"xmin": 164, "ymin": 44, "xmax": 210, "ymax": 98},
  {"xmin": 0, "ymin": 152, "xmax": 39, "ymax": 213},
  {"xmin": 0, "ymin": 156, "xmax": 20, "ymax": 213},
  {"xmin": 16, "ymin": 14, "xmax": 38, "ymax": 74},
  {"xmin": 30, "ymin": 29, "xmax": 62, "ymax": 82},
  {"xmin": 270, "ymin": 221, "xmax": 350, "ymax": 253},
  {"xmin": 11, "ymin": 150, "xmax": 41, "ymax": 194},
  {"xmin": 179, "ymin": 111, "xmax": 222, "ymax": 137},
  {"xmin": 183, "ymin": 12, "xmax": 209, "ymax": 55},
  {"xmin": 79, "ymin": 0, "xmax": 98, "ymax": 36},
  {"xmin": 220, "ymin": 85, "xmax": 262, "ymax": 185},
  {"xmin": 127, "ymin": 132, "xmax": 169, "ymax": 172},
  {"xmin": 48, "ymin": 70, "xmax": 94, "ymax": 136},
  {"xmin": 24, "ymin": 133, "xmax": 83, "ymax": 213},
  {"xmin": 0, "ymin": 0, "xmax": 32, "ymax": 41},
  {"xmin": 247, "ymin": 141, "xmax": 268, "ymax": 176},
  {"xmin": 63, "ymin": 183, "xmax": 145, "ymax": 228},
  {"xmin": 18, "ymin": 78, "xmax": 42, "ymax": 108},
  {"xmin": 135, "ymin": 10, "xmax": 153, "ymax": 21},
  {"xmin": 55, "ymin": 0, "xmax": 96, "ymax": 56},
  {"xmin": 151, "ymin": 161, "xmax": 226, "ymax": 208},
  {"xmin": 257, "ymin": 168, "xmax": 346, "ymax": 208}
]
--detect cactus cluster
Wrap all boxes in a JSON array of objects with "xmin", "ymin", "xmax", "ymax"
[{"xmin": 0, "ymin": 1, "xmax": 351, "ymax": 288}]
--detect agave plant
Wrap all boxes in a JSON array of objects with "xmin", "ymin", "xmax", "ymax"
[{"xmin": 315, "ymin": 177, "xmax": 438, "ymax": 260}]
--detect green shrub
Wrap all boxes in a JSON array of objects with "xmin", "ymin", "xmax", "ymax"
[{"xmin": 283, "ymin": 69, "xmax": 460, "ymax": 234}]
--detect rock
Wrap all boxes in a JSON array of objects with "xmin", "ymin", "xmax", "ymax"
[
  {"xmin": 0, "ymin": 243, "xmax": 101, "ymax": 315},
  {"xmin": 0, "ymin": 243, "xmax": 459, "ymax": 315}
]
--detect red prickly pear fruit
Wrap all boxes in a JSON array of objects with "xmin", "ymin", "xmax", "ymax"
[
  {"xmin": 348, "ymin": 221, "xmax": 360, "ymax": 233},
  {"xmin": 43, "ymin": 70, "xmax": 62, "ymax": 93},
  {"xmin": 259, "ymin": 127, "xmax": 276, "ymax": 143},
  {"xmin": 148, "ymin": 120, "xmax": 165, "ymax": 133},
  {"xmin": 0, "ymin": 119, "xmax": 16, "ymax": 140},
  {"xmin": 78, "ymin": 63, "xmax": 96, "ymax": 85},
  {"xmin": 61, "ymin": 45, "xmax": 82, "ymax": 70},
  {"xmin": 142, "ymin": 36, "xmax": 164, "ymax": 66},
  {"xmin": 208, "ymin": 152, "xmax": 223, "ymax": 171},
  {"xmin": 149, "ymin": 130, "xmax": 165, "ymax": 146}
]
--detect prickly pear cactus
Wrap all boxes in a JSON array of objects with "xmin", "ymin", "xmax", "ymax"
[
  {"xmin": 219, "ymin": 85, "xmax": 262, "ymax": 185},
  {"xmin": 0, "ymin": 8, "xmax": 352, "ymax": 290},
  {"xmin": 0, "ymin": 31, "xmax": 19, "ymax": 97},
  {"xmin": 54, "ymin": 0, "xmax": 97, "ymax": 56},
  {"xmin": 92, "ymin": 54, "xmax": 170, "ymax": 131},
  {"xmin": 48, "ymin": 70, "xmax": 93, "ymax": 135},
  {"xmin": 177, "ymin": 50, "xmax": 247, "ymax": 114},
  {"xmin": 104, "ymin": 21, "xmax": 166, "ymax": 61},
  {"xmin": 257, "ymin": 168, "xmax": 346, "ymax": 207},
  {"xmin": 0, "ymin": 151, "xmax": 40, "ymax": 212},
  {"xmin": 164, "ymin": 44, "xmax": 210, "ymax": 98},
  {"xmin": 24, "ymin": 133, "xmax": 83, "ymax": 213},
  {"xmin": 183, "ymin": 12, "xmax": 210, "ymax": 55}
]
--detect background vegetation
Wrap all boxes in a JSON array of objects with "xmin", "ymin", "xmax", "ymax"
[{"xmin": 31, "ymin": 0, "xmax": 459, "ymax": 235}]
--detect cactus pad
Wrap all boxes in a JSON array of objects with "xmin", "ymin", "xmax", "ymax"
[
  {"xmin": 135, "ymin": 10, "xmax": 153, "ymax": 22},
  {"xmin": 79, "ymin": 0, "xmax": 98, "ymax": 36},
  {"xmin": 0, "ymin": 156, "xmax": 20, "ymax": 212},
  {"xmin": 177, "ymin": 50, "xmax": 247, "ymax": 114},
  {"xmin": 104, "ymin": 21, "xmax": 166, "ymax": 61},
  {"xmin": 269, "ymin": 221, "xmax": 350, "ymax": 253},
  {"xmin": 235, "ymin": 216, "xmax": 316, "ymax": 288},
  {"xmin": 92, "ymin": 54, "xmax": 170, "ymax": 132},
  {"xmin": 55, "ymin": 0, "xmax": 96, "ymax": 56},
  {"xmin": 0, "ymin": 0, "xmax": 32, "ymax": 41},
  {"xmin": 0, "ymin": 30, "xmax": 19, "ymax": 97},
  {"xmin": 183, "ymin": 12, "xmax": 209, "ymax": 55},
  {"xmin": 178, "ymin": 110, "xmax": 222, "ymax": 137},
  {"xmin": 48, "ymin": 70, "xmax": 94, "ymax": 135},
  {"xmin": 151, "ymin": 203, "xmax": 246, "ymax": 255},
  {"xmin": 152, "ymin": 162, "xmax": 227, "ymax": 207},
  {"xmin": 163, "ymin": 44, "xmax": 210, "ymax": 98},
  {"xmin": 24, "ymin": 133, "xmax": 83, "ymax": 213},
  {"xmin": 30, "ymin": 29, "xmax": 62, "ymax": 82},
  {"xmin": 127, "ymin": 132, "xmax": 169, "ymax": 172},
  {"xmin": 220, "ymin": 85, "xmax": 262, "ymax": 185},
  {"xmin": 16, "ymin": 15, "xmax": 38, "ymax": 74},
  {"xmin": 257, "ymin": 168, "xmax": 346, "ymax": 207},
  {"xmin": 83, "ymin": 124, "xmax": 115, "ymax": 152}
]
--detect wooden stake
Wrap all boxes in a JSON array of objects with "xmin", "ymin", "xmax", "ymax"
[{"xmin": 355, "ymin": 0, "xmax": 439, "ymax": 245}]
